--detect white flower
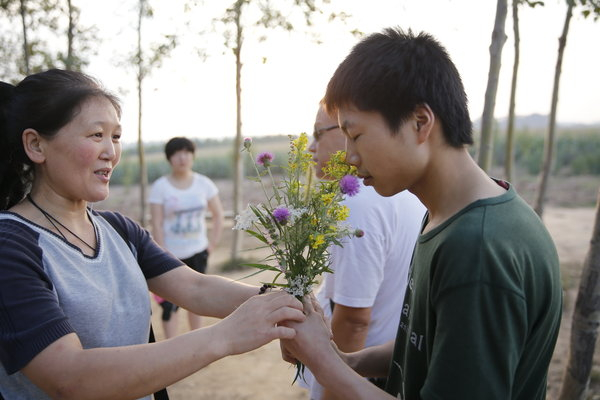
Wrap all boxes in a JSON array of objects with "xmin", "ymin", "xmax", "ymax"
[
  {"xmin": 289, "ymin": 206, "xmax": 308, "ymax": 224},
  {"xmin": 285, "ymin": 275, "xmax": 312, "ymax": 297},
  {"xmin": 335, "ymin": 222, "xmax": 354, "ymax": 237},
  {"xmin": 233, "ymin": 205, "xmax": 259, "ymax": 230}
]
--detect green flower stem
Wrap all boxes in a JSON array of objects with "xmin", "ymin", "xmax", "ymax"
[
  {"xmin": 267, "ymin": 167, "xmax": 282, "ymax": 204},
  {"xmin": 246, "ymin": 149, "xmax": 276, "ymax": 211}
]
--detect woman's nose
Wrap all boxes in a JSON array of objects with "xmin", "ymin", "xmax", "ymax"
[{"xmin": 101, "ymin": 140, "xmax": 116, "ymax": 160}]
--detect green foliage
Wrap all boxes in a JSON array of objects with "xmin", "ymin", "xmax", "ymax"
[
  {"xmin": 488, "ymin": 128, "xmax": 600, "ymax": 175},
  {"xmin": 0, "ymin": 0, "xmax": 95, "ymax": 80},
  {"xmin": 109, "ymin": 129, "xmax": 600, "ymax": 187},
  {"xmin": 578, "ymin": 0, "xmax": 600, "ymax": 20}
]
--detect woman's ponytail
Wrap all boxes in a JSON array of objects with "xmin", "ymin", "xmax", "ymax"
[{"xmin": 0, "ymin": 81, "xmax": 28, "ymax": 210}]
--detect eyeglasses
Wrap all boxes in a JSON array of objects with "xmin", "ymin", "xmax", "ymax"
[{"xmin": 313, "ymin": 124, "xmax": 339, "ymax": 141}]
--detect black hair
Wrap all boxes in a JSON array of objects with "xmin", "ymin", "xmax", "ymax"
[
  {"xmin": 324, "ymin": 27, "xmax": 473, "ymax": 147},
  {"xmin": 165, "ymin": 137, "xmax": 195, "ymax": 161},
  {"xmin": 0, "ymin": 69, "xmax": 121, "ymax": 210}
]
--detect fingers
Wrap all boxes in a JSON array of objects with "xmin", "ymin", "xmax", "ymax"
[
  {"xmin": 309, "ymin": 293, "xmax": 321, "ymax": 311},
  {"xmin": 272, "ymin": 325, "xmax": 296, "ymax": 340},
  {"xmin": 301, "ymin": 294, "xmax": 317, "ymax": 314},
  {"xmin": 279, "ymin": 340, "xmax": 298, "ymax": 364},
  {"xmin": 268, "ymin": 307, "xmax": 305, "ymax": 325},
  {"xmin": 260, "ymin": 290, "xmax": 304, "ymax": 311}
]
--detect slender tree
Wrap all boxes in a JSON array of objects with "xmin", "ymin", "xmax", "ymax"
[
  {"xmin": 504, "ymin": 0, "xmax": 544, "ymax": 183},
  {"xmin": 478, "ymin": 0, "xmax": 508, "ymax": 172},
  {"xmin": 504, "ymin": 0, "xmax": 520, "ymax": 183},
  {"xmin": 533, "ymin": 0, "xmax": 574, "ymax": 217},
  {"xmin": 534, "ymin": 0, "xmax": 599, "ymax": 217},
  {"xmin": 19, "ymin": 0, "xmax": 30, "ymax": 74},
  {"xmin": 0, "ymin": 0, "xmax": 56, "ymax": 76},
  {"xmin": 58, "ymin": 0, "xmax": 96, "ymax": 71},
  {"xmin": 558, "ymin": 188, "xmax": 600, "ymax": 400},
  {"xmin": 215, "ymin": 0, "xmax": 350, "ymax": 260},
  {"xmin": 556, "ymin": 4, "xmax": 600, "ymax": 398},
  {"xmin": 0, "ymin": 0, "xmax": 93, "ymax": 79},
  {"xmin": 130, "ymin": 0, "xmax": 177, "ymax": 226}
]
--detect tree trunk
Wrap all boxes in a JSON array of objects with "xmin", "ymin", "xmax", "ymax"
[
  {"xmin": 19, "ymin": 0, "xmax": 30, "ymax": 75},
  {"xmin": 558, "ymin": 187, "xmax": 600, "ymax": 400},
  {"xmin": 504, "ymin": 0, "xmax": 520, "ymax": 183},
  {"xmin": 478, "ymin": 0, "xmax": 508, "ymax": 172},
  {"xmin": 533, "ymin": 1, "xmax": 573, "ymax": 217},
  {"xmin": 230, "ymin": 9, "xmax": 244, "ymax": 261},
  {"xmin": 65, "ymin": 0, "xmax": 74, "ymax": 70},
  {"xmin": 136, "ymin": 0, "xmax": 148, "ymax": 226}
]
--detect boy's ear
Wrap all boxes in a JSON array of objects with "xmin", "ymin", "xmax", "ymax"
[
  {"xmin": 413, "ymin": 104, "xmax": 435, "ymax": 144},
  {"xmin": 22, "ymin": 128, "xmax": 47, "ymax": 164}
]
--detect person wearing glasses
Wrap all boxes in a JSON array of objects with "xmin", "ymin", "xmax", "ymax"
[{"xmin": 298, "ymin": 103, "xmax": 425, "ymax": 400}]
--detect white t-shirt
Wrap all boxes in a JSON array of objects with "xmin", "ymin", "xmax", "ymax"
[
  {"xmin": 300, "ymin": 183, "xmax": 426, "ymax": 399},
  {"xmin": 148, "ymin": 173, "xmax": 218, "ymax": 259}
]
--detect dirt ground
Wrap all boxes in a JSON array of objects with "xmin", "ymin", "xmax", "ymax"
[{"xmin": 97, "ymin": 179, "xmax": 600, "ymax": 399}]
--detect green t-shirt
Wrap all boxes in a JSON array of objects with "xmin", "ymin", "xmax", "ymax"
[{"xmin": 385, "ymin": 184, "xmax": 562, "ymax": 400}]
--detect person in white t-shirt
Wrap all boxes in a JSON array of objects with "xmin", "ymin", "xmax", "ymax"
[
  {"xmin": 299, "ymin": 104, "xmax": 426, "ymax": 400},
  {"xmin": 149, "ymin": 137, "xmax": 224, "ymax": 338}
]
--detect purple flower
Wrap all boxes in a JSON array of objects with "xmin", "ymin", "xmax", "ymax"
[
  {"xmin": 272, "ymin": 206, "xmax": 291, "ymax": 225},
  {"xmin": 256, "ymin": 151, "xmax": 275, "ymax": 167},
  {"xmin": 340, "ymin": 175, "xmax": 360, "ymax": 197},
  {"xmin": 243, "ymin": 137, "xmax": 252, "ymax": 150}
]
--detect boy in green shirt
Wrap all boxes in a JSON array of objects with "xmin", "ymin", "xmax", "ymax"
[{"xmin": 282, "ymin": 27, "xmax": 562, "ymax": 400}]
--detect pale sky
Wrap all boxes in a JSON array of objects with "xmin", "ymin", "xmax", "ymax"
[{"xmin": 79, "ymin": 0, "xmax": 600, "ymax": 144}]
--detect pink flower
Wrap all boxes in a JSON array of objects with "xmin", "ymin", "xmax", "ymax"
[
  {"xmin": 256, "ymin": 151, "xmax": 275, "ymax": 167},
  {"xmin": 243, "ymin": 137, "xmax": 252, "ymax": 150},
  {"xmin": 272, "ymin": 206, "xmax": 291, "ymax": 225},
  {"xmin": 340, "ymin": 175, "xmax": 360, "ymax": 196}
]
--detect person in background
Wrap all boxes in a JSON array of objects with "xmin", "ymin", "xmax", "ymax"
[
  {"xmin": 149, "ymin": 137, "xmax": 224, "ymax": 338},
  {"xmin": 0, "ymin": 69, "xmax": 304, "ymax": 400},
  {"xmin": 281, "ymin": 27, "xmax": 561, "ymax": 400},
  {"xmin": 298, "ymin": 103, "xmax": 425, "ymax": 400}
]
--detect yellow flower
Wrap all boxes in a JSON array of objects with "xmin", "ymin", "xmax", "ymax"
[
  {"xmin": 293, "ymin": 133, "xmax": 309, "ymax": 152},
  {"xmin": 288, "ymin": 133, "xmax": 314, "ymax": 173},
  {"xmin": 310, "ymin": 234, "xmax": 326, "ymax": 249},
  {"xmin": 321, "ymin": 193, "xmax": 335, "ymax": 205},
  {"xmin": 322, "ymin": 150, "xmax": 356, "ymax": 180},
  {"xmin": 335, "ymin": 205, "xmax": 350, "ymax": 221}
]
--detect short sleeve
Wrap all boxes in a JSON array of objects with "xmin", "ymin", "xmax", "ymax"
[
  {"xmin": 0, "ymin": 220, "xmax": 75, "ymax": 374},
  {"xmin": 423, "ymin": 283, "xmax": 527, "ymax": 399},
  {"xmin": 329, "ymin": 199, "xmax": 387, "ymax": 308},
  {"xmin": 148, "ymin": 177, "xmax": 165, "ymax": 205},
  {"xmin": 199, "ymin": 175, "xmax": 219, "ymax": 200},
  {"xmin": 98, "ymin": 211, "xmax": 182, "ymax": 279}
]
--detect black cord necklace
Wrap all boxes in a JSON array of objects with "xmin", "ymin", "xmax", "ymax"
[{"xmin": 27, "ymin": 194, "xmax": 96, "ymax": 252}]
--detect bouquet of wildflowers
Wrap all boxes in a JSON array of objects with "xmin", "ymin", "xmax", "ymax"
[{"xmin": 234, "ymin": 133, "xmax": 362, "ymax": 300}]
